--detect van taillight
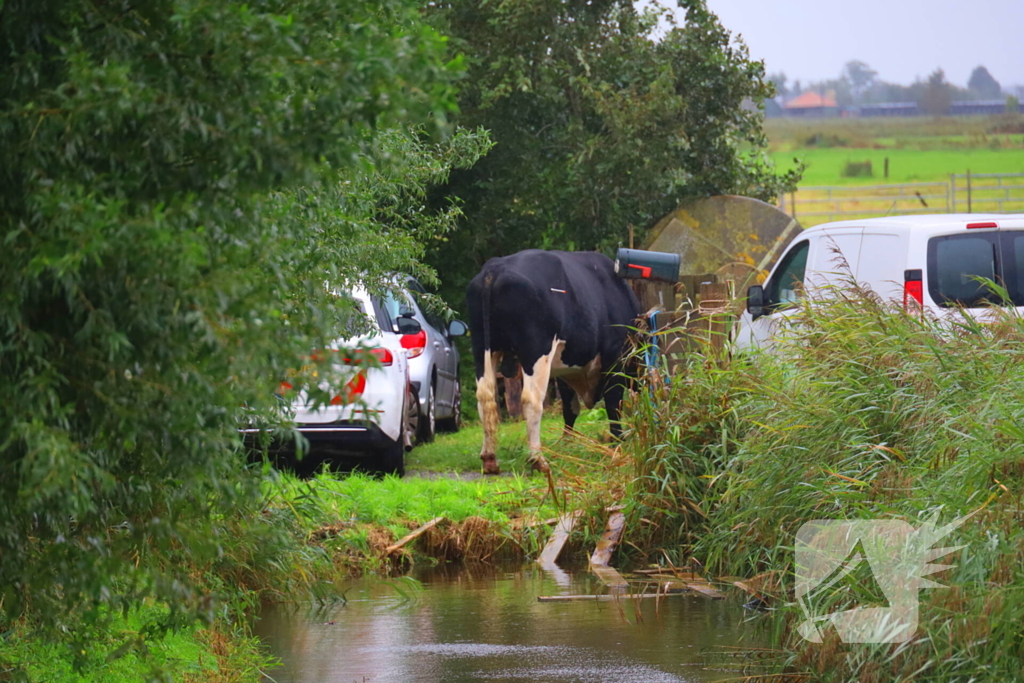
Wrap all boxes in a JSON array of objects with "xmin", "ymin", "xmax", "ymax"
[
  {"xmin": 904, "ymin": 269, "xmax": 923, "ymax": 309},
  {"xmin": 966, "ymin": 221, "xmax": 998, "ymax": 229}
]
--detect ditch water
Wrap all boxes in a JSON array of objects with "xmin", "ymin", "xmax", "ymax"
[{"xmin": 255, "ymin": 562, "xmax": 768, "ymax": 683}]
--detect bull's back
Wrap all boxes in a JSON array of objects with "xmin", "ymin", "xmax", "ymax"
[{"xmin": 466, "ymin": 250, "xmax": 638, "ymax": 366}]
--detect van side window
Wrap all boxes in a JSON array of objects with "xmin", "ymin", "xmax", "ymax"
[
  {"xmin": 766, "ymin": 240, "xmax": 810, "ymax": 310},
  {"xmin": 927, "ymin": 234, "xmax": 999, "ymax": 307}
]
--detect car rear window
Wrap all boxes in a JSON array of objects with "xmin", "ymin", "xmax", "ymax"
[
  {"xmin": 927, "ymin": 231, "xmax": 1024, "ymax": 307},
  {"xmin": 373, "ymin": 289, "xmax": 410, "ymax": 333}
]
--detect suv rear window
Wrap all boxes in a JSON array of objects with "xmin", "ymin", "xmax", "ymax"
[{"xmin": 927, "ymin": 231, "xmax": 1024, "ymax": 307}]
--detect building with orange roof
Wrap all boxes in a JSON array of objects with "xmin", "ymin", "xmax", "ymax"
[{"xmin": 783, "ymin": 90, "xmax": 840, "ymax": 118}]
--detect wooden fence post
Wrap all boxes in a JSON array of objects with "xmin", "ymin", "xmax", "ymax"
[{"xmin": 967, "ymin": 169, "xmax": 972, "ymax": 213}]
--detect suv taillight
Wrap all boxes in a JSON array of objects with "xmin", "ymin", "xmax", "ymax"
[
  {"xmin": 904, "ymin": 269, "xmax": 923, "ymax": 309},
  {"xmin": 333, "ymin": 373, "xmax": 366, "ymax": 404},
  {"xmin": 370, "ymin": 348, "xmax": 394, "ymax": 366},
  {"xmin": 400, "ymin": 330, "xmax": 427, "ymax": 358},
  {"xmin": 342, "ymin": 348, "xmax": 394, "ymax": 367}
]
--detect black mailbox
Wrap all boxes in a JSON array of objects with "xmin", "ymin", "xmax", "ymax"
[{"xmin": 614, "ymin": 248, "xmax": 681, "ymax": 284}]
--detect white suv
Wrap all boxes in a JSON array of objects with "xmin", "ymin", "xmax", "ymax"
[
  {"xmin": 740, "ymin": 214, "xmax": 1024, "ymax": 348},
  {"xmin": 243, "ymin": 286, "xmax": 420, "ymax": 476}
]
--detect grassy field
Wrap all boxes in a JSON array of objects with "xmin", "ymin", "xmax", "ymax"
[{"xmin": 766, "ymin": 115, "xmax": 1024, "ymax": 187}]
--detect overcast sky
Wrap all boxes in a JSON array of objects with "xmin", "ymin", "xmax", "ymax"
[{"xmin": 645, "ymin": 0, "xmax": 1024, "ymax": 89}]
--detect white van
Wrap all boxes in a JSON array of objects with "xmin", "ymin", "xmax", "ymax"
[{"xmin": 737, "ymin": 213, "xmax": 1024, "ymax": 348}]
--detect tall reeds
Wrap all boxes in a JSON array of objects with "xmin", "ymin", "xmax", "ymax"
[{"xmin": 624, "ymin": 283, "xmax": 1024, "ymax": 680}]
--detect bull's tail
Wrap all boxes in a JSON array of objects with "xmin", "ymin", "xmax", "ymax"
[
  {"xmin": 481, "ymin": 272, "xmax": 494, "ymax": 358},
  {"xmin": 476, "ymin": 270, "xmax": 501, "ymax": 474}
]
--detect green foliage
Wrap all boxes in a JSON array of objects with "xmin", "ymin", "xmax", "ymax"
[
  {"xmin": 968, "ymin": 65, "xmax": 1002, "ymax": 100},
  {"xmin": 921, "ymin": 68, "xmax": 953, "ymax": 116},
  {"xmin": 0, "ymin": 606, "xmax": 268, "ymax": 682},
  {"xmin": 0, "ymin": 0, "xmax": 470, "ymax": 670},
  {"xmin": 623, "ymin": 286, "xmax": 1024, "ymax": 680},
  {"xmin": 424, "ymin": 0, "xmax": 801, "ymax": 302}
]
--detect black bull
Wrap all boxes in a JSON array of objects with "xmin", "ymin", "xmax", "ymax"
[{"xmin": 466, "ymin": 250, "xmax": 640, "ymax": 475}]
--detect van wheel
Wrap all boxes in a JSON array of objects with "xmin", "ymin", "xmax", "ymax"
[
  {"xmin": 437, "ymin": 379, "xmax": 461, "ymax": 433},
  {"xmin": 417, "ymin": 381, "xmax": 436, "ymax": 443}
]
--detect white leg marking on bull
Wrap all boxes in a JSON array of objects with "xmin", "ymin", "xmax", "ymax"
[
  {"xmin": 522, "ymin": 336, "xmax": 563, "ymax": 472},
  {"xmin": 476, "ymin": 351, "xmax": 502, "ymax": 474}
]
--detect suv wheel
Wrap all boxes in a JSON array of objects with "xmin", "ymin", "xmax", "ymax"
[
  {"xmin": 405, "ymin": 384, "xmax": 420, "ymax": 450},
  {"xmin": 377, "ymin": 435, "xmax": 406, "ymax": 477},
  {"xmin": 417, "ymin": 381, "xmax": 436, "ymax": 443},
  {"xmin": 437, "ymin": 379, "xmax": 461, "ymax": 433}
]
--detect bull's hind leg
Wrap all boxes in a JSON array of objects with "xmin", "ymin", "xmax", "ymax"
[
  {"xmin": 476, "ymin": 351, "xmax": 502, "ymax": 475},
  {"xmin": 556, "ymin": 379, "xmax": 579, "ymax": 435},
  {"xmin": 522, "ymin": 337, "xmax": 562, "ymax": 473}
]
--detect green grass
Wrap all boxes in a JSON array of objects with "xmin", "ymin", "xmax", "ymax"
[
  {"xmin": 0, "ymin": 604, "xmax": 268, "ymax": 683},
  {"xmin": 258, "ymin": 408, "xmax": 626, "ymax": 571},
  {"xmin": 408, "ymin": 409, "xmax": 611, "ymax": 473},
  {"xmin": 773, "ymin": 146, "xmax": 1024, "ymax": 186},
  {"xmin": 272, "ymin": 469, "xmax": 545, "ymax": 538}
]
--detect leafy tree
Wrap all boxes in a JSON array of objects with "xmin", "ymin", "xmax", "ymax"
[
  {"xmin": 968, "ymin": 65, "xmax": 1002, "ymax": 99},
  {"xmin": 769, "ymin": 72, "xmax": 790, "ymax": 99},
  {"xmin": 842, "ymin": 60, "xmax": 878, "ymax": 102},
  {"xmin": 424, "ymin": 0, "xmax": 801, "ymax": 303},
  {"xmin": 0, "ymin": 0, "xmax": 466, "ymax": 664},
  {"xmin": 920, "ymin": 68, "xmax": 952, "ymax": 115}
]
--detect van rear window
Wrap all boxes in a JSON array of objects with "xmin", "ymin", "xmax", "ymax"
[
  {"xmin": 1010, "ymin": 233, "xmax": 1024, "ymax": 303},
  {"xmin": 927, "ymin": 231, "xmax": 1024, "ymax": 307}
]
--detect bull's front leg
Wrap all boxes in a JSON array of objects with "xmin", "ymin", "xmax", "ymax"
[
  {"xmin": 476, "ymin": 351, "xmax": 502, "ymax": 475},
  {"xmin": 603, "ymin": 378, "xmax": 627, "ymax": 440}
]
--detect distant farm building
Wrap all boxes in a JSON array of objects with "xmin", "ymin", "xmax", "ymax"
[
  {"xmin": 772, "ymin": 96, "xmax": 1023, "ymax": 119},
  {"xmin": 783, "ymin": 91, "xmax": 840, "ymax": 118},
  {"xmin": 854, "ymin": 102, "xmax": 920, "ymax": 117},
  {"xmin": 949, "ymin": 99, "xmax": 1022, "ymax": 115}
]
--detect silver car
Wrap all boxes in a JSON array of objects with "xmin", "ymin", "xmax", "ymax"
[{"xmin": 379, "ymin": 277, "xmax": 467, "ymax": 441}]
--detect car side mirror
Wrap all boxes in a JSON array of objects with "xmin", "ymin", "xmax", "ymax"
[
  {"xmin": 396, "ymin": 315, "xmax": 421, "ymax": 336},
  {"xmin": 448, "ymin": 320, "xmax": 468, "ymax": 337},
  {"xmin": 747, "ymin": 285, "xmax": 765, "ymax": 320}
]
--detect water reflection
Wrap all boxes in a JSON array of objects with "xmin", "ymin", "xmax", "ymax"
[{"xmin": 255, "ymin": 563, "xmax": 764, "ymax": 682}]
